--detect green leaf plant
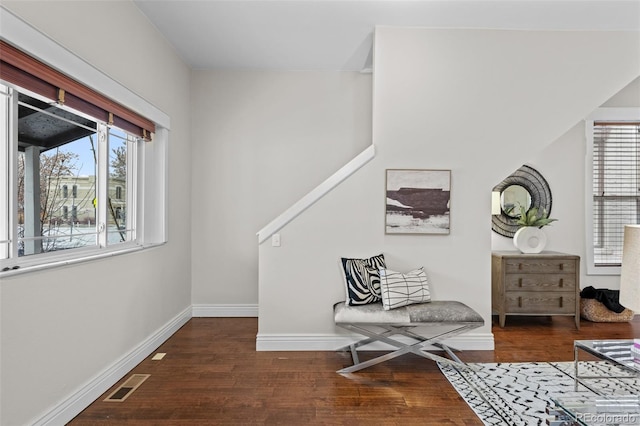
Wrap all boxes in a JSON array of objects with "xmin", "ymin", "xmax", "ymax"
[{"xmin": 515, "ymin": 205, "xmax": 557, "ymax": 228}]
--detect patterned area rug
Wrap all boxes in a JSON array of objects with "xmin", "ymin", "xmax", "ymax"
[{"xmin": 438, "ymin": 361, "xmax": 640, "ymax": 425}]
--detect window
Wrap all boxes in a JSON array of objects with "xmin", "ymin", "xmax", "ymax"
[
  {"xmin": 586, "ymin": 108, "xmax": 640, "ymax": 274},
  {"xmin": 3, "ymin": 86, "xmax": 140, "ymax": 260},
  {"xmin": 0, "ymin": 23, "xmax": 169, "ymax": 273}
]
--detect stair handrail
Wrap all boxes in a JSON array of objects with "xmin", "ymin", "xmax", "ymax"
[{"xmin": 257, "ymin": 144, "xmax": 375, "ymax": 244}]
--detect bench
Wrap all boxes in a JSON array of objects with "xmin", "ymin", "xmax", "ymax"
[{"xmin": 334, "ymin": 300, "xmax": 484, "ymax": 373}]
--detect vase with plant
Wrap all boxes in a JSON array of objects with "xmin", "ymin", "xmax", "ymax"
[{"xmin": 513, "ymin": 205, "xmax": 557, "ymax": 253}]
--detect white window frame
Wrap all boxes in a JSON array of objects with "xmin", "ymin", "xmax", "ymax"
[
  {"xmin": 0, "ymin": 7, "xmax": 169, "ymax": 275},
  {"xmin": 585, "ymin": 107, "xmax": 640, "ymax": 275},
  {"xmin": 0, "ymin": 84, "xmax": 11, "ymax": 261}
]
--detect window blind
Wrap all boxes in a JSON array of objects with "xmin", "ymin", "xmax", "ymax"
[
  {"xmin": 592, "ymin": 120, "xmax": 640, "ymax": 266},
  {"xmin": 0, "ymin": 40, "xmax": 154, "ymax": 140}
]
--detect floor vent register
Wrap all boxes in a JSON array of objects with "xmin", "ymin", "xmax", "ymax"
[{"xmin": 104, "ymin": 374, "xmax": 150, "ymax": 402}]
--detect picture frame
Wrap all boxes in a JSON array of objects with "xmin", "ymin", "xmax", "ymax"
[{"xmin": 385, "ymin": 169, "xmax": 451, "ymax": 234}]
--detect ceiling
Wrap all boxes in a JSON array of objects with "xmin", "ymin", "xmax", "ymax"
[
  {"xmin": 18, "ymin": 93, "xmax": 96, "ymax": 153},
  {"xmin": 133, "ymin": 0, "xmax": 640, "ymax": 71}
]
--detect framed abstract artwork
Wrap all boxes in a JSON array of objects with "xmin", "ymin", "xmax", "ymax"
[{"xmin": 385, "ymin": 169, "xmax": 451, "ymax": 234}]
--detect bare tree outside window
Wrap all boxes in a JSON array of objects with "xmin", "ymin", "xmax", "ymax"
[{"xmin": 17, "ymin": 145, "xmax": 96, "ymax": 255}]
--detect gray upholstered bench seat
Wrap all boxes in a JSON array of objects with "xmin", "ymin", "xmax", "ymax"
[
  {"xmin": 334, "ymin": 300, "xmax": 484, "ymax": 373},
  {"xmin": 334, "ymin": 300, "xmax": 484, "ymax": 325}
]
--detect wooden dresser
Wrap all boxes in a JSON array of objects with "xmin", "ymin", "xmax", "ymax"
[{"xmin": 491, "ymin": 251, "xmax": 580, "ymax": 329}]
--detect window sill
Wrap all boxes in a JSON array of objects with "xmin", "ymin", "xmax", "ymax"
[
  {"xmin": 586, "ymin": 264, "xmax": 621, "ymax": 276},
  {"xmin": 0, "ymin": 242, "xmax": 165, "ymax": 278}
]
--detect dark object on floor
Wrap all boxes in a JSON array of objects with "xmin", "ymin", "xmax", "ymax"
[{"xmin": 580, "ymin": 286, "xmax": 626, "ymax": 313}]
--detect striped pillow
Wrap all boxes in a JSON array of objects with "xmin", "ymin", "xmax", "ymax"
[
  {"xmin": 379, "ymin": 267, "xmax": 431, "ymax": 310},
  {"xmin": 340, "ymin": 254, "xmax": 386, "ymax": 305}
]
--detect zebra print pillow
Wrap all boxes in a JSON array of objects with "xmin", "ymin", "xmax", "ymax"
[
  {"xmin": 340, "ymin": 254, "xmax": 386, "ymax": 306},
  {"xmin": 379, "ymin": 267, "xmax": 430, "ymax": 310}
]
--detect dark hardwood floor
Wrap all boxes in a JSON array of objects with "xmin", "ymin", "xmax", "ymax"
[{"xmin": 69, "ymin": 315, "xmax": 640, "ymax": 425}]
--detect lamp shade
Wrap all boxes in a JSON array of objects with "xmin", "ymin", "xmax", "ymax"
[{"xmin": 619, "ymin": 225, "xmax": 640, "ymax": 313}]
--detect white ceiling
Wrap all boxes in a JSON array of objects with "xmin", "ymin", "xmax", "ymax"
[{"xmin": 133, "ymin": 0, "xmax": 640, "ymax": 71}]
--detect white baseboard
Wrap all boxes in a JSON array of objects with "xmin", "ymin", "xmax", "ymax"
[
  {"xmin": 32, "ymin": 307, "xmax": 191, "ymax": 426},
  {"xmin": 256, "ymin": 334, "xmax": 350, "ymax": 351},
  {"xmin": 256, "ymin": 332, "xmax": 495, "ymax": 351},
  {"xmin": 192, "ymin": 303, "xmax": 258, "ymax": 317}
]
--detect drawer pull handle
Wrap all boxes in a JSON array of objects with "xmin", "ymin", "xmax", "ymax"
[
  {"xmin": 518, "ymin": 297, "xmax": 522, "ymax": 308},
  {"xmin": 518, "ymin": 278, "xmax": 522, "ymax": 287},
  {"xmin": 518, "ymin": 263, "xmax": 523, "ymax": 270},
  {"xmin": 559, "ymin": 297, "xmax": 563, "ymax": 308},
  {"xmin": 559, "ymin": 278, "xmax": 563, "ymax": 287},
  {"xmin": 559, "ymin": 263, "xmax": 564, "ymax": 271}
]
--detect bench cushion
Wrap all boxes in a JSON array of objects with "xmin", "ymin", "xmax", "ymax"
[{"xmin": 334, "ymin": 300, "xmax": 483, "ymax": 325}]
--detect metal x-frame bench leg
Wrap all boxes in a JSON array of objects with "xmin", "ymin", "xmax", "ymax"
[{"xmin": 336, "ymin": 322, "xmax": 478, "ymax": 374}]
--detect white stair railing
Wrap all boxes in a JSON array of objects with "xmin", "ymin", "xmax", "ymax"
[{"xmin": 257, "ymin": 144, "xmax": 375, "ymax": 244}]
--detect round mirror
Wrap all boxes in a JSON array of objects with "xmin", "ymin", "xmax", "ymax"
[
  {"xmin": 491, "ymin": 165, "xmax": 552, "ymax": 238},
  {"xmin": 501, "ymin": 185, "xmax": 531, "ymax": 218}
]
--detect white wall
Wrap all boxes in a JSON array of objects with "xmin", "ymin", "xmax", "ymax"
[
  {"xmin": 491, "ymin": 77, "xmax": 640, "ymax": 290},
  {"xmin": 190, "ymin": 71, "xmax": 372, "ymax": 308},
  {"xmin": 0, "ymin": 2, "xmax": 192, "ymax": 425},
  {"xmin": 257, "ymin": 27, "xmax": 640, "ymax": 349}
]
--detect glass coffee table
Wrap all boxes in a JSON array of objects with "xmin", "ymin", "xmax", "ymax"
[
  {"xmin": 546, "ymin": 340, "xmax": 640, "ymax": 424},
  {"xmin": 574, "ymin": 340, "xmax": 640, "ymax": 392}
]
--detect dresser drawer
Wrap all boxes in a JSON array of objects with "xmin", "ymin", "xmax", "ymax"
[
  {"xmin": 505, "ymin": 292, "xmax": 576, "ymax": 314},
  {"xmin": 504, "ymin": 259, "xmax": 577, "ymax": 274},
  {"xmin": 504, "ymin": 274, "xmax": 576, "ymax": 292}
]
